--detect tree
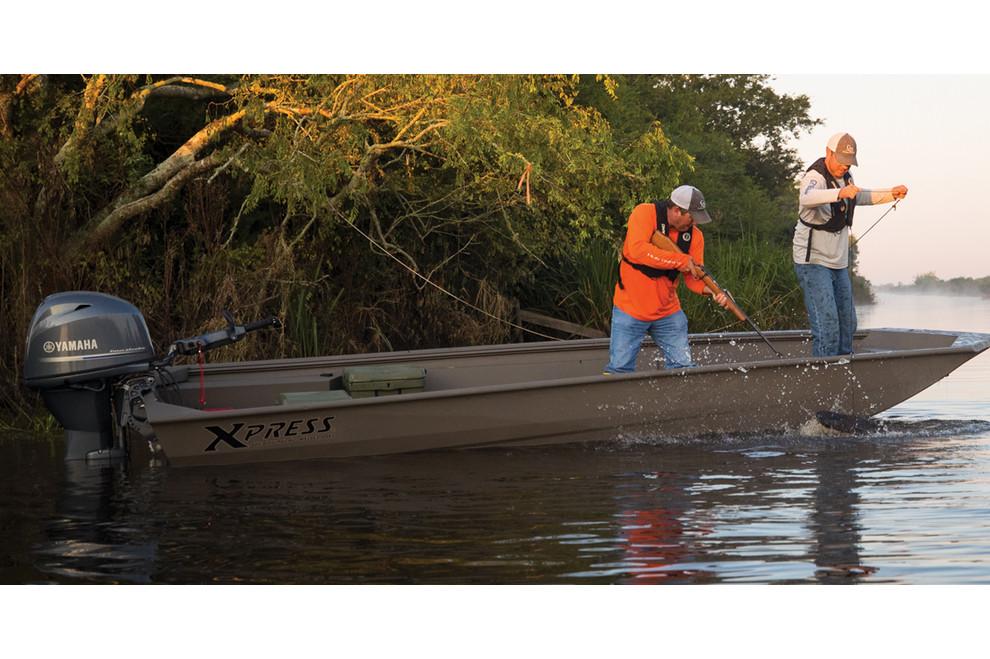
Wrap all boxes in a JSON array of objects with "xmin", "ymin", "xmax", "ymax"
[{"xmin": 576, "ymin": 75, "xmax": 819, "ymax": 245}]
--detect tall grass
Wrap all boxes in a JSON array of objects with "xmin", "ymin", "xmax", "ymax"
[
  {"xmin": 286, "ymin": 285, "xmax": 346, "ymax": 358},
  {"xmin": 545, "ymin": 239, "xmax": 620, "ymax": 332},
  {"xmin": 681, "ymin": 232, "xmax": 806, "ymax": 334},
  {"xmin": 539, "ymin": 232, "xmax": 807, "ymax": 335}
]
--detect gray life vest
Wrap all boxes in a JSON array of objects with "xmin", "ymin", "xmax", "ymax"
[{"xmin": 799, "ymin": 157, "xmax": 856, "ymax": 262}]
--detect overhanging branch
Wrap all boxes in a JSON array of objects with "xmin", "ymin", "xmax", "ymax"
[
  {"xmin": 54, "ymin": 76, "xmax": 234, "ymax": 169},
  {"xmin": 78, "ymin": 151, "xmax": 225, "ymax": 252}
]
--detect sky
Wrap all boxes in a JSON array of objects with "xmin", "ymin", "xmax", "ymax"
[{"xmin": 771, "ymin": 75, "xmax": 990, "ymax": 285}]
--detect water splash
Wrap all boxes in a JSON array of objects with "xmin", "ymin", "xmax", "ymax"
[{"xmin": 798, "ymin": 417, "xmax": 843, "ymax": 437}]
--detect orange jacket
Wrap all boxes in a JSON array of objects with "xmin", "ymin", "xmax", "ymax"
[{"xmin": 613, "ymin": 202, "xmax": 707, "ymax": 321}]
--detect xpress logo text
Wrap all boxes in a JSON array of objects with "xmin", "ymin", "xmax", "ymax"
[{"xmin": 203, "ymin": 416, "xmax": 334, "ymax": 451}]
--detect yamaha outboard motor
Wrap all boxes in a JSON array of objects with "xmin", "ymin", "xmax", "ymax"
[{"xmin": 23, "ymin": 292, "xmax": 156, "ymax": 460}]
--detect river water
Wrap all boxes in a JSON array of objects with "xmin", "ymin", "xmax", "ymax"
[{"xmin": 2, "ymin": 290, "xmax": 989, "ymax": 585}]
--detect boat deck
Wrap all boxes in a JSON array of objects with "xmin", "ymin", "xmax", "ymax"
[{"xmin": 154, "ymin": 328, "xmax": 966, "ymax": 412}]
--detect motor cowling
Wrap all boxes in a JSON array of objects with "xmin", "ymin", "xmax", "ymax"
[{"xmin": 23, "ymin": 291, "xmax": 155, "ymax": 460}]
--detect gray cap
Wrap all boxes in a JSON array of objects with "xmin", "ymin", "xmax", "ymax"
[
  {"xmin": 827, "ymin": 132, "xmax": 858, "ymax": 166},
  {"xmin": 670, "ymin": 185, "xmax": 712, "ymax": 225}
]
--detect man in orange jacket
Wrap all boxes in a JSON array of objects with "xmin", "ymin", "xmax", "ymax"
[{"xmin": 604, "ymin": 185, "xmax": 729, "ymax": 373}]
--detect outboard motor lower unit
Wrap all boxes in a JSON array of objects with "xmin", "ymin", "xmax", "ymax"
[{"xmin": 23, "ymin": 292, "xmax": 155, "ymax": 460}]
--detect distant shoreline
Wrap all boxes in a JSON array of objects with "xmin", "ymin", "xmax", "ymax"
[{"xmin": 875, "ymin": 284, "xmax": 990, "ymax": 299}]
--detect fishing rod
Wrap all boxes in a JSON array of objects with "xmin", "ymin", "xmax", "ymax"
[
  {"xmin": 850, "ymin": 198, "xmax": 901, "ymax": 246},
  {"xmin": 651, "ymin": 231, "xmax": 784, "ymax": 358},
  {"xmin": 705, "ymin": 197, "xmax": 906, "ymax": 336}
]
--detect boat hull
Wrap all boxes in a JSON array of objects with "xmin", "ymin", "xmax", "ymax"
[{"xmin": 140, "ymin": 328, "xmax": 990, "ymax": 466}]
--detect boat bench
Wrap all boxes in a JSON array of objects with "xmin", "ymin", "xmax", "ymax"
[
  {"xmin": 342, "ymin": 364, "xmax": 426, "ymax": 398},
  {"xmin": 278, "ymin": 364, "xmax": 426, "ymax": 405}
]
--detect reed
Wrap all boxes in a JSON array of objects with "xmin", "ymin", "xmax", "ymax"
[
  {"xmin": 682, "ymin": 232, "xmax": 806, "ymax": 334},
  {"xmin": 0, "ymin": 397, "xmax": 58, "ymax": 435},
  {"xmin": 287, "ymin": 286, "xmax": 321, "ymax": 358},
  {"xmin": 552, "ymin": 239, "xmax": 620, "ymax": 332}
]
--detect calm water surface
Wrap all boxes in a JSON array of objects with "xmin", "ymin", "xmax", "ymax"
[{"xmin": 2, "ymin": 290, "xmax": 989, "ymax": 584}]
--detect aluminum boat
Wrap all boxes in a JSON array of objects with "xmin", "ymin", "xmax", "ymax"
[{"xmin": 23, "ymin": 292, "xmax": 990, "ymax": 466}]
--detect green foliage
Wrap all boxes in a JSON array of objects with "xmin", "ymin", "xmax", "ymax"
[
  {"xmin": 680, "ymin": 232, "xmax": 805, "ymax": 333},
  {"xmin": 531, "ymin": 74, "xmax": 817, "ymax": 333},
  {"xmin": 648, "ymin": 75, "xmax": 819, "ymax": 192},
  {"xmin": 533, "ymin": 238, "xmax": 620, "ymax": 332},
  {"xmin": 0, "ymin": 73, "xmax": 820, "ymax": 425},
  {"xmin": 581, "ymin": 75, "xmax": 818, "ymax": 243}
]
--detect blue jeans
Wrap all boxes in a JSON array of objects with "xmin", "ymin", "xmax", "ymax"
[
  {"xmin": 794, "ymin": 263, "xmax": 856, "ymax": 356},
  {"xmin": 604, "ymin": 306, "xmax": 693, "ymax": 373}
]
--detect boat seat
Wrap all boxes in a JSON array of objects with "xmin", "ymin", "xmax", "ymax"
[{"xmin": 342, "ymin": 364, "xmax": 426, "ymax": 398}]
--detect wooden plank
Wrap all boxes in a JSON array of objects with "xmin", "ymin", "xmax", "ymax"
[{"xmin": 518, "ymin": 309, "xmax": 606, "ymax": 339}]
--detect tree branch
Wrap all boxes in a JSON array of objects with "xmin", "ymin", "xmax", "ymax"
[
  {"xmin": 54, "ymin": 76, "xmax": 234, "ymax": 169},
  {"xmin": 14, "ymin": 74, "xmax": 41, "ymax": 95},
  {"xmin": 64, "ymin": 78, "xmax": 447, "ymax": 254},
  {"xmin": 79, "ymin": 151, "xmax": 225, "ymax": 251},
  {"xmin": 132, "ymin": 109, "xmax": 247, "ymax": 198},
  {"xmin": 207, "ymin": 142, "xmax": 249, "ymax": 183},
  {"xmin": 53, "ymin": 74, "xmax": 107, "ymax": 166},
  {"xmin": 148, "ymin": 86, "xmax": 228, "ymax": 102},
  {"xmin": 70, "ymin": 109, "xmax": 247, "ymax": 252},
  {"xmin": 285, "ymin": 144, "xmax": 380, "ymax": 250}
]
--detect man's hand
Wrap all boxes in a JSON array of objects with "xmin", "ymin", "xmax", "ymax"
[
  {"xmin": 838, "ymin": 184, "xmax": 860, "ymax": 200},
  {"xmin": 706, "ymin": 287, "xmax": 731, "ymax": 309},
  {"xmin": 892, "ymin": 185, "xmax": 908, "ymax": 199},
  {"xmin": 678, "ymin": 257, "xmax": 705, "ymax": 280}
]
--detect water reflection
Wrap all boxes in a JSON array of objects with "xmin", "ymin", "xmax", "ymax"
[
  {"xmin": 616, "ymin": 471, "xmax": 710, "ymax": 584},
  {"xmin": 37, "ymin": 459, "xmax": 158, "ymax": 584},
  {"xmin": 4, "ymin": 416, "xmax": 989, "ymax": 584},
  {"xmin": 808, "ymin": 448, "xmax": 873, "ymax": 582}
]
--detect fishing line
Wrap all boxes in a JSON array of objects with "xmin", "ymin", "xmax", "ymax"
[
  {"xmin": 710, "ymin": 198, "xmax": 904, "ymax": 333},
  {"xmin": 850, "ymin": 198, "xmax": 901, "ymax": 246},
  {"xmin": 343, "ymin": 196, "xmax": 901, "ymax": 342},
  {"xmin": 341, "ymin": 214, "xmax": 562, "ymax": 341}
]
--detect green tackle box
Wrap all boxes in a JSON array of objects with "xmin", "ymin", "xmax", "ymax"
[
  {"xmin": 342, "ymin": 364, "xmax": 426, "ymax": 398},
  {"xmin": 279, "ymin": 389, "xmax": 352, "ymax": 405}
]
